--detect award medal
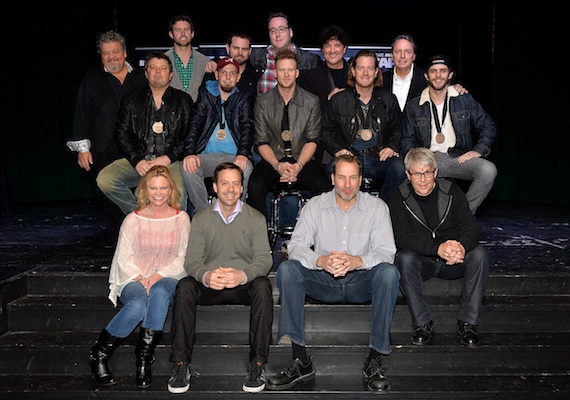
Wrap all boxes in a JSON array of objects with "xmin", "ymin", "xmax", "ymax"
[
  {"xmin": 359, "ymin": 129, "xmax": 373, "ymax": 141},
  {"xmin": 430, "ymin": 93, "xmax": 448, "ymax": 145},
  {"xmin": 216, "ymin": 129, "xmax": 227, "ymax": 140},
  {"xmin": 281, "ymin": 130, "xmax": 292, "ymax": 141},
  {"xmin": 152, "ymin": 121, "xmax": 164, "ymax": 134}
]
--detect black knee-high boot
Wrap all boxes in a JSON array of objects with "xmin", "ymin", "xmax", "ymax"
[
  {"xmin": 89, "ymin": 329, "xmax": 124, "ymax": 386},
  {"xmin": 135, "ymin": 327, "xmax": 163, "ymax": 388}
]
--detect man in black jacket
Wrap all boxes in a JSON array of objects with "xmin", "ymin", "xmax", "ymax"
[
  {"xmin": 202, "ymin": 29, "xmax": 259, "ymax": 102},
  {"xmin": 97, "ymin": 52, "xmax": 193, "ymax": 215},
  {"xmin": 387, "ymin": 147, "xmax": 489, "ymax": 348},
  {"xmin": 67, "ymin": 30, "xmax": 147, "ymax": 241},
  {"xmin": 298, "ymin": 24, "xmax": 350, "ymax": 166},
  {"xmin": 321, "ymin": 49, "xmax": 406, "ymax": 201},
  {"xmin": 182, "ymin": 57, "xmax": 254, "ymax": 214}
]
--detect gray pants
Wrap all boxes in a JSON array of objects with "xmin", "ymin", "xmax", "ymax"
[
  {"xmin": 183, "ymin": 153, "xmax": 252, "ymax": 213},
  {"xmin": 434, "ymin": 152, "xmax": 497, "ymax": 214}
]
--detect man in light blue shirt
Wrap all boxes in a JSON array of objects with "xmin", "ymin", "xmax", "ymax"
[{"xmin": 266, "ymin": 154, "xmax": 400, "ymax": 393}]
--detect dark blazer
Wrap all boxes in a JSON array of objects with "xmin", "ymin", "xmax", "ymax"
[
  {"xmin": 382, "ymin": 65, "xmax": 427, "ymax": 108},
  {"xmin": 298, "ymin": 59, "xmax": 350, "ymax": 108}
]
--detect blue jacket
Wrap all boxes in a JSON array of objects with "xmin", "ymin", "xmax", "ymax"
[
  {"xmin": 183, "ymin": 81, "xmax": 254, "ymax": 158},
  {"xmin": 401, "ymin": 87, "xmax": 496, "ymax": 158}
]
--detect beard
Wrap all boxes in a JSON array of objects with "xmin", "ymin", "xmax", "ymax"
[
  {"xmin": 427, "ymin": 77, "xmax": 452, "ymax": 90},
  {"xmin": 334, "ymin": 186, "xmax": 357, "ymax": 202},
  {"xmin": 219, "ymin": 82, "xmax": 235, "ymax": 93}
]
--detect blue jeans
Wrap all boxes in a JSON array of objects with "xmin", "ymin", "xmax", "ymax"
[
  {"xmin": 97, "ymin": 158, "xmax": 187, "ymax": 215},
  {"xmin": 276, "ymin": 260, "xmax": 400, "ymax": 355},
  {"xmin": 395, "ymin": 245, "xmax": 490, "ymax": 327},
  {"xmin": 434, "ymin": 152, "xmax": 497, "ymax": 213},
  {"xmin": 105, "ymin": 277, "xmax": 178, "ymax": 338}
]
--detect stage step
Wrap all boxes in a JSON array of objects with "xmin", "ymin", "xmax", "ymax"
[{"xmin": 0, "ymin": 271, "xmax": 569, "ymax": 399}]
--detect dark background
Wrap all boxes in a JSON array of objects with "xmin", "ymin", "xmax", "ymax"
[{"xmin": 1, "ymin": 0, "xmax": 568, "ymax": 208}]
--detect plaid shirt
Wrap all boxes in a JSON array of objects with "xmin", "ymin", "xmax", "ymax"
[
  {"xmin": 173, "ymin": 51, "xmax": 194, "ymax": 93},
  {"xmin": 257, "ymin": 48, "xmax": 276, "ymax": 94}
]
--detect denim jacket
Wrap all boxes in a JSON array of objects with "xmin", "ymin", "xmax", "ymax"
[{"xmin": 401, "ymin": 86, "xmax": 496, "ymax": 158}]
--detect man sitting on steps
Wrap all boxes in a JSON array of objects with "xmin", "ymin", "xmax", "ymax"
[{"xmin": 267, "ymin": 154, "xmax": 400, "ymax": 392}]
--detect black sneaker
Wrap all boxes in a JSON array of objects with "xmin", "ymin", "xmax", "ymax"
[
  {"xmin": 362, "ymin": 356, "xmax": 390, "ymax": 392},
  {"xmin": 167, "ymin": 361, "xmax": 191, "ymax": 394},
  {"xmin": 243, "ymin": 361, "xmax": 266, "ymax": 393},
  {"xmin": 412, "ymin": 320, "xmax": 434, "ymax": 345},
  {"xmin": 456, "ymin": 320, "xmax": 479, "ymax": 347},
  {"xmin": 266, "ymin": 357, "xmax": 315, "ymax": 390}
]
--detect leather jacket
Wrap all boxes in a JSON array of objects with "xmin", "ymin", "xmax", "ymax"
[
  {"xmin": 321, "ymin": 86, "xmax": 403, "ymax": 156},
  {"xmin": 183, "ymin": 83, "xmax": 254, "ymax": 158},
  {"xmin": 115, "ymin": 85, "xmax": 194, "ymax": 168},
  {"xmin": 402, "ymin": 86, "xmax": 497, "ymax": 158},
  {"xmin": 253, "ymin": 85, "xmax": 321, "ymax": 161}
]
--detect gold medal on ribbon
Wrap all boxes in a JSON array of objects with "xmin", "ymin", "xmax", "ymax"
[
  {"xmin": 281, "ymin": 130, "xmax": 292, "ymax": 141},
  {"xmin": 435, "ymin": 132, "xmax": 445, "ymax": 144},
  {"xmin": 216, "ymin": 129, "xmax": 227, "ymax": 140},
  {"xmin": 359, "ymin": 129, "xmax": 373, "ymax": 141},
  {"xmin": 152, "ymin": 121, "xmax": 164, "ymax": 134}
]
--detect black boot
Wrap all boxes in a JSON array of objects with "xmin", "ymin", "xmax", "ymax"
[
  {"xmin": 135, "ymin": 328, "xmax": 163, "ymax": 388},
  {"xmin": 89, "ymin": 329, "xmax": 124, "ymax": 386}
]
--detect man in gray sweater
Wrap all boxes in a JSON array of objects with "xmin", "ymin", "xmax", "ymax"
[{"xmin": 167, "ymin": 162, "xmax": 273, "ymax": 394}]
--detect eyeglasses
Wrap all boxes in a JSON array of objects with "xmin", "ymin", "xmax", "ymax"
[
  {"xmin": 269, "ymin": 26, "xmax": 289, "ymax": 35},
  {"xmin": 408, "ymin": 170, "xmax": 435, "ymax": 180}
]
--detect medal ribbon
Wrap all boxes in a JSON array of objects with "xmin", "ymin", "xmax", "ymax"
[
  {"xmin": 219, "ymin": 101, "xmax": 226, "ymax": 130},
  {"xmin": 355, "ymin": 101, "xmax": 371, "ymax": 130},
  {"xmin": 430, "ymin": 93, "xmax": 448, "ymax": 135},
  {"xmin": 281, "ymin": 104, "xmax": 293, "ymax": 160}
]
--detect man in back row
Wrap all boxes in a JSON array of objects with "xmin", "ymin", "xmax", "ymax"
[
  {"xmin": 67, "ymin": 30, "xmax": 147, "ymax": 243},
  {"xmin": 250, "ymin": 11, "xmax": 322, "ymax": 95},
  {"xmin": 165, "ymin": 14, "xmax": 209, "ymax": 102},
  {"xmin": 203, "ymin": 29, "xmax": 259, "ymax": 101}
]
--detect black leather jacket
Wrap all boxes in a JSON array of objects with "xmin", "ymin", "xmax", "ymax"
[
  {"xmin": 115, "ymin": 85, "xmax": 194, "ymax": 167},
  {"xmin": 321, "ymin": 87, "xmax": 403, "ymax": 155},
  {"xmin": 183, "ymin": 84, "xmax": 254, "ymax": 158}
]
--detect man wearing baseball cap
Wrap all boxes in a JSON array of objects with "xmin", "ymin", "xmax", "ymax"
[
  {"xmin": 182, "ymin": 57, "xmax": 255, "ymax": 215},
  {"xmin": 401, "ymin": 54, "xmax": 497, "ymax": 214}
]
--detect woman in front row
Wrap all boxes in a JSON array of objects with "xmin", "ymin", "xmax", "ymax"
[{"xmin": 89, "ymin": 165, "xmax": 190, "ymax": 388}]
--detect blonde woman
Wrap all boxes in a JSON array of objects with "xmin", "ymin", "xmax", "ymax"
[{"xmin": 89, "ymin": 165, "xmax": 190, "ymax": 388}]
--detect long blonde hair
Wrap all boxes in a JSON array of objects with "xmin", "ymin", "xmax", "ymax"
[{"xmin": 134, "ymin": 165, "xmax": 182, "ymax": 211}]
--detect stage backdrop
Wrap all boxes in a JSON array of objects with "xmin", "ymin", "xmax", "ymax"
[{"xmin": 1, "ymin": 1, "xmax": 568, "ymax": 207}]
